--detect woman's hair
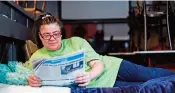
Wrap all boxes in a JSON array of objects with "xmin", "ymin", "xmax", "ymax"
[{"xmin": 32, "ymin": 13, "xmax": 62, "ymax": 48}]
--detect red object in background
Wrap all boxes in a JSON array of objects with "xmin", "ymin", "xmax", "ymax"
[
  {"xmin": 64, "ymin": 24, "xmax": 97, "ymax": 40},
  {"xmin": 148, "ymin": 44, "xmax": 175, "ymax": 71},
  {"xmin": 64, "ymin": 24, "xmax": 72, "ymax": 38},
  {"xmin": 151, "ymin": 44, "xmax": 169, "ymax": 51},
  {"xmin": 86, "ymin": 24, "xmax": 97, "ymax": 39},
  {"xmin": 148, "ymin": 44, "xmax": 168, "ymax": 67}
]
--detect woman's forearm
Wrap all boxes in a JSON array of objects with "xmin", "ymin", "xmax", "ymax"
[{"xmin": 88, "ymin": 60, "xmax": 104, "ymax": 80}]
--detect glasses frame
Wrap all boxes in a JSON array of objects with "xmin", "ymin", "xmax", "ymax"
[{"xmin": 39, "ymin": 31, "xmax": 61, "ymax": 40}]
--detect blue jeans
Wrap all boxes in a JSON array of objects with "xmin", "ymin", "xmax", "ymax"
[{"xmin": 114, "ymin": 60, "xmax": 175, "ymax": 87}]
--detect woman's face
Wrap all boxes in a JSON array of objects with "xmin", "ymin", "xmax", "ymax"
[{"xmin": 39, "ymin": 23, "xmax": 62, "ymax": 51}]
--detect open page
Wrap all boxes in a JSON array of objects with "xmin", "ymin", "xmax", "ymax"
[{"xmin": 33, "ymin": 50, "xmax": 85, "ymax": 87}]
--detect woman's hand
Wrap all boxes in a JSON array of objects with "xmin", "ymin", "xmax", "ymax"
[
  {"xmin": 75, "ymin": 72, "xmax": 91, "ymax": 86},
  {"xmin": 28, "ymin": 74, "xmax": 41, "ymax": 87},
  {"xmin": 75, "ymin": 60, "xmax": 104, "ymax": 86}
]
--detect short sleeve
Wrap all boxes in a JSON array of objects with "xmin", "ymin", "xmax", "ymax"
[
  {"xmin": 70, "ymin": 37, "xmax": 101, "ymax": 63},
  {"xmin": 82, "ymin": 38, "xmax": 101, "ymax": 62}
]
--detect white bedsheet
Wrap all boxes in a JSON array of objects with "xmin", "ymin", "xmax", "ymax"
[{"xmin": 0, "ymin": 84, "xmax": 70, "ymax": 93}]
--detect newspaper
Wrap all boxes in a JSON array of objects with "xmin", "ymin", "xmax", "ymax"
[{"xmin": 33, "ymin": 50, "xmax": 85, "ymax": 87}]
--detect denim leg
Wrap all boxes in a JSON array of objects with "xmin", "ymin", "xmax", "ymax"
[
  {"xmin": 117, "ymin": 60, "xmax": 175, "ymax": 82},
  {"xmin": 114, "ymin": 80, "xmax": 144, "ymax": 87}
]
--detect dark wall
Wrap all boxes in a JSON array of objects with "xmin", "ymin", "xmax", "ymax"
[{"xmin": 44, "ymin": 1, "xmax": 59, "ymax": 16}]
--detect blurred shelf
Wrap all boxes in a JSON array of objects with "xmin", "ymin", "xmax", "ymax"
[
  {"xmin": 147, "ymin": 11, "xmax": 165, "ymax": 17},
  {"xmin": 0, "ymin": 15, "xmax": 32, "ymax": 40},
  {"xmin": 0, "ymin": 1, "xmax": 35, "ymax": 40}
]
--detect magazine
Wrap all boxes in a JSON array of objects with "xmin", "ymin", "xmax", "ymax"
[{"xmin": 33, "ymin": 50, "xmax": 85, "ymax": 87}]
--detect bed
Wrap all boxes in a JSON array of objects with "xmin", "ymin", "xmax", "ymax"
[{"xmin": 1, "ymin": 74, "xmax": 175, "ymax": 93}]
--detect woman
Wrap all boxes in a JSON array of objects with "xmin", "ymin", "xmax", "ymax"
[{"xmin": 28, "ymin": 13, "xmax": 175, "ymax": 88}]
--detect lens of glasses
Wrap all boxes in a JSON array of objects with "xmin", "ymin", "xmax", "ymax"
[
  {"xmin": 42, "ymin": 34, "xmax": 51, "ymax": 40},
  {"xmin": 40, "ymin": 32, "xmax": 61, "ymax": 40}
]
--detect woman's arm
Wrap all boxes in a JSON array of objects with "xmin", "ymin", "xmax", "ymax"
[
  {"xmin": 88, "ymin": 60, "xmax": 104, "ymax": 80},
  {"xmin": 76, "ymin": 59, "xmax": 104, "ymax": 86}
]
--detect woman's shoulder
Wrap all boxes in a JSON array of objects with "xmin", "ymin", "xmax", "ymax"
[
  {"xmin": 63, "ymin": 36, "xmax": 84, "ymax": 41},
  {"xmin": 62, "ymin": 37, "xmax": 85, "ymax": 46},
  {"xmin": 65, "ymin": 36, "xmax": 85, "ymax": 43},
  {"xmin": 29, "ymin": 48, "xmax": 45, "ymax": 62},
  {"xmin": 62, "ymin": 37, "xmax": 85, "ymax": 50}
]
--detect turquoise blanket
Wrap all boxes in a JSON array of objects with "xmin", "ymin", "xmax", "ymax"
[{"xmin": 0, "ymin": 61, "xmax": 32, "ymax": 85}]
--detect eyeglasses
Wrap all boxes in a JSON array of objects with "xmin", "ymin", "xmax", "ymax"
[{"xmin": 39, "ymin": 32, "xmax": 61, "ymax": 40}]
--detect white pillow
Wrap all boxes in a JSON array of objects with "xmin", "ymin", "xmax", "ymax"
[{"xmin": 0, "ymin": 84, "xmax": 70, "ymax": 93}]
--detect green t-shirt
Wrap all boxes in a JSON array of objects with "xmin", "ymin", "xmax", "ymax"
[{"xmin": 29, "ymin": 37, "xmax": 122, "ymax": 88}]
